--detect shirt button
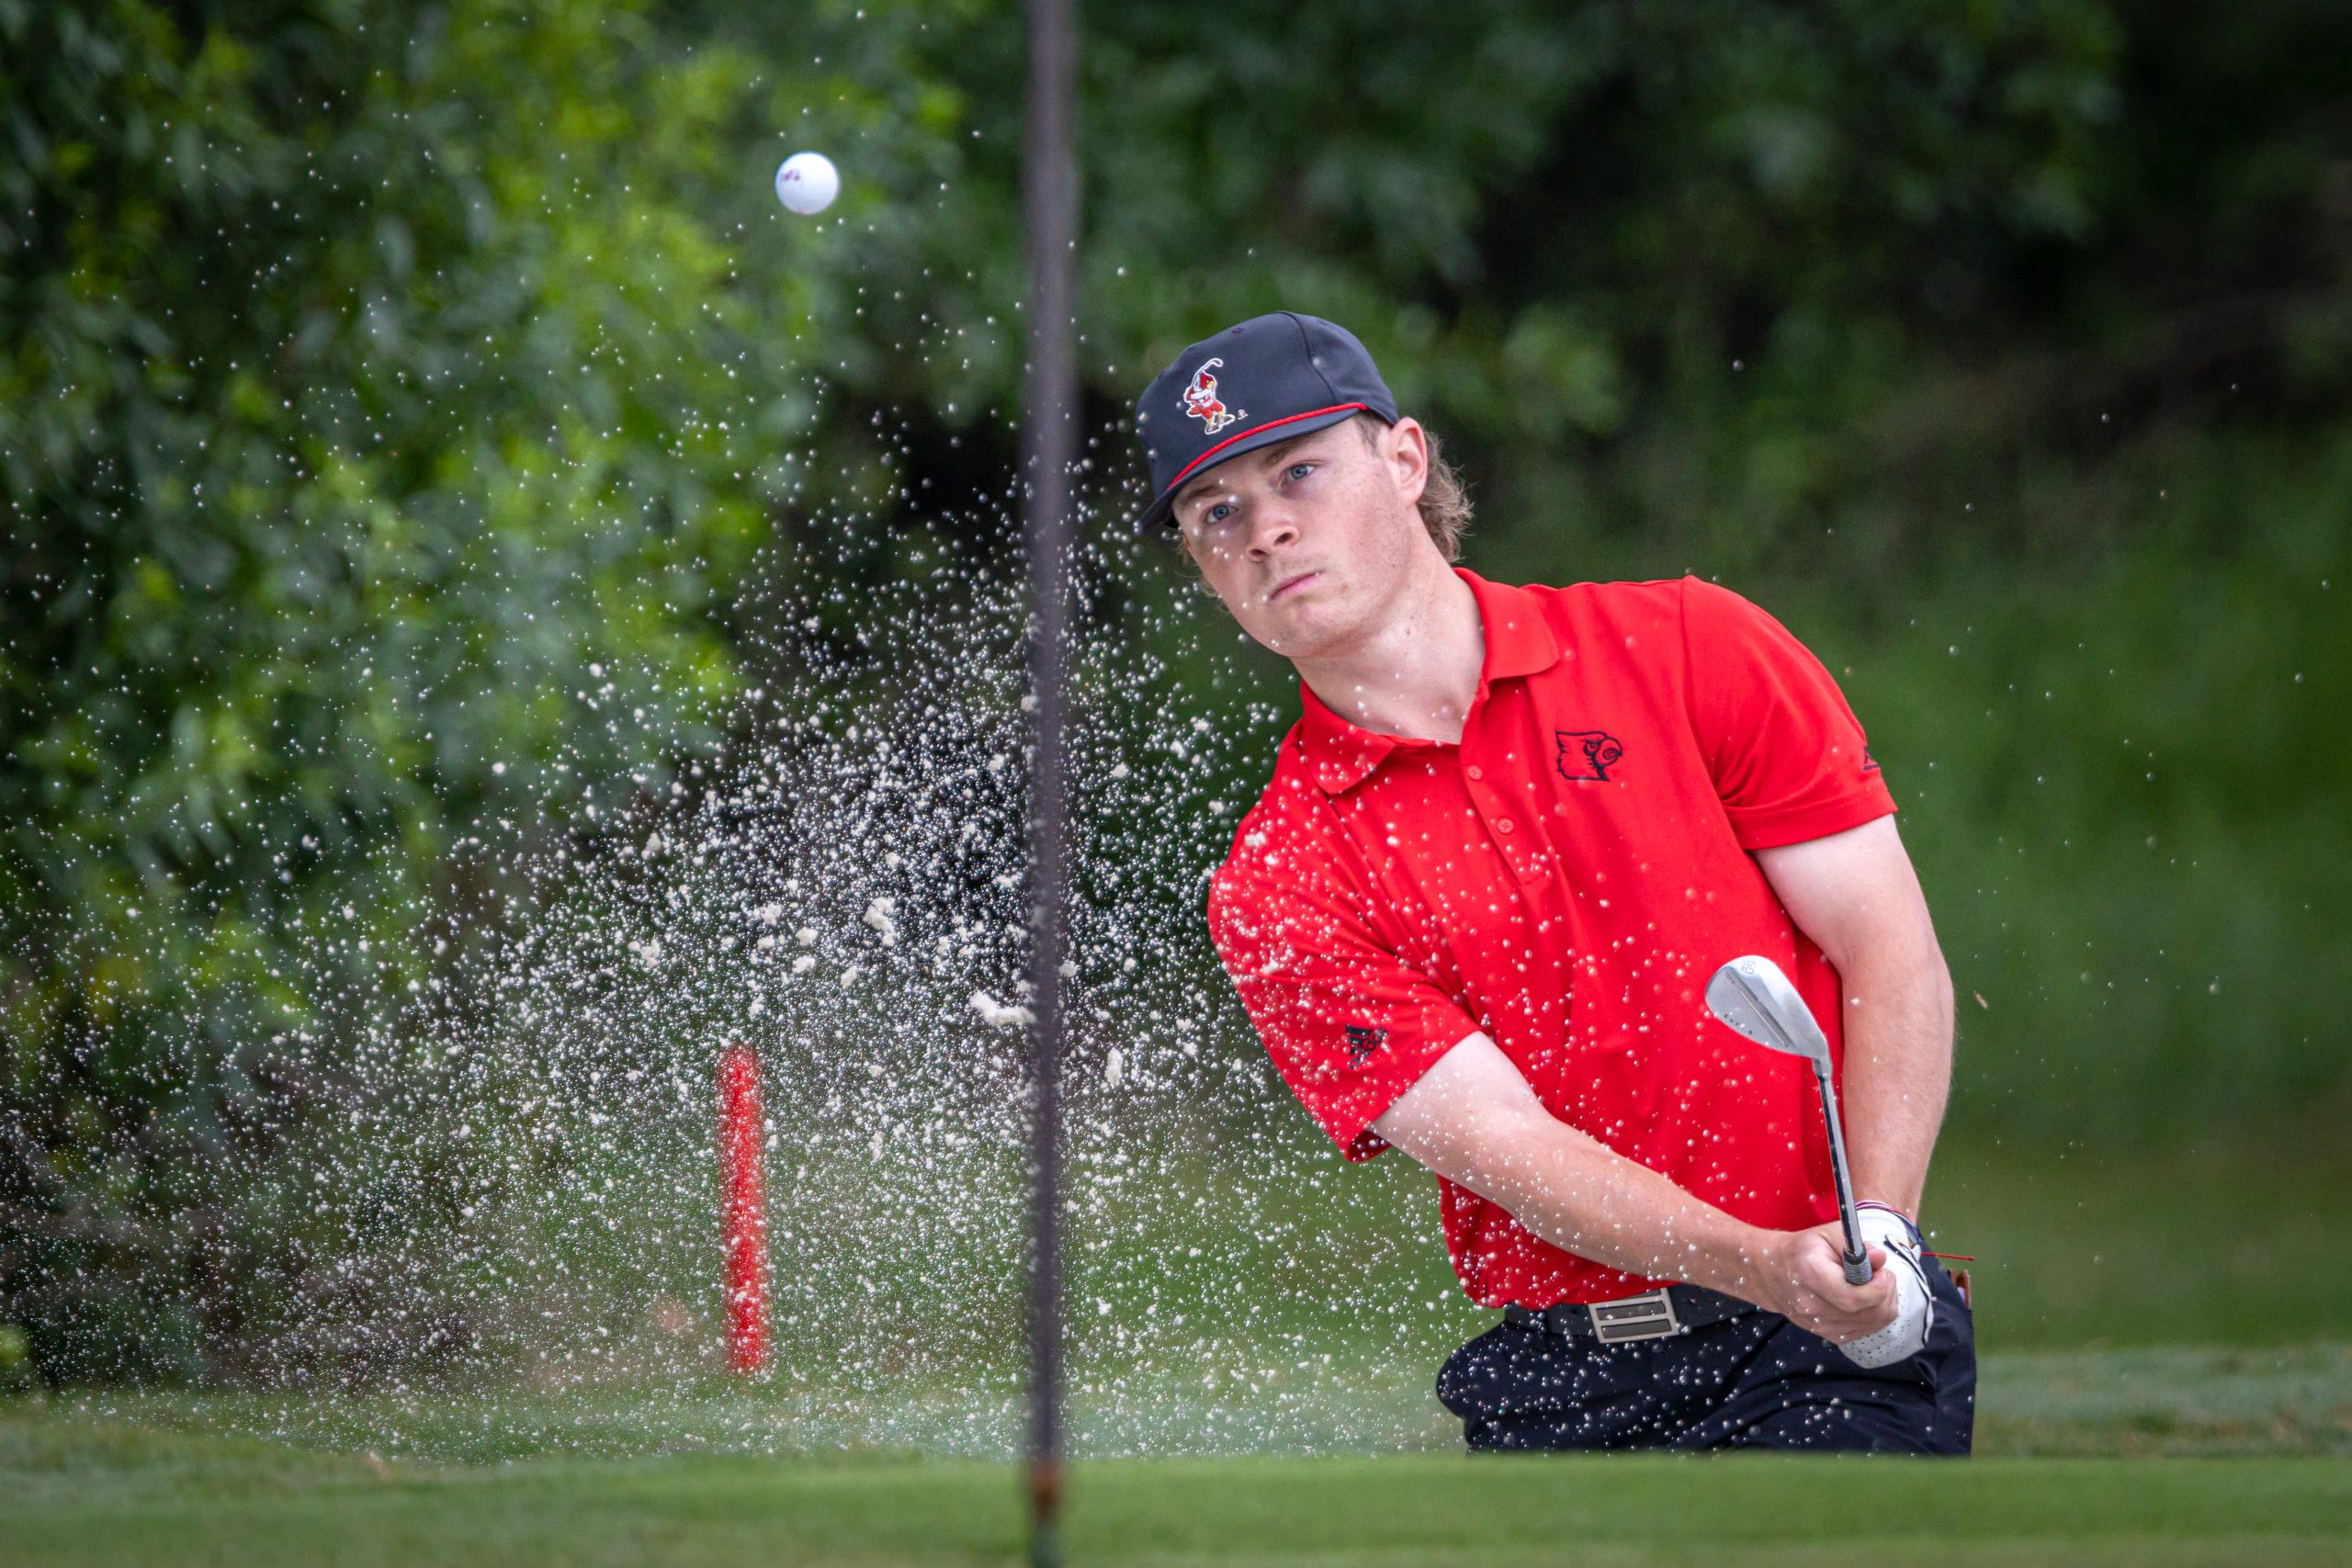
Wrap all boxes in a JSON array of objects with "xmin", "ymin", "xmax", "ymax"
[
  {"xmin": 1497, "ymin": 818, "xmax": 1515, "ymax": 834},
  {"xmin": 1465, "ymin": 764, "xmax": 1484, "ymax": 781}
]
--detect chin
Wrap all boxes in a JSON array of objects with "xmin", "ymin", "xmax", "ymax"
[{"xmin": 1252, "ymin": 597, "xmax": 1351, "ymax": 659}]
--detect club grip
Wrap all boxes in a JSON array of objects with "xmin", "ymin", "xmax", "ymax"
[{"xmin": 1843, "ymin": 1250, "xmax": 1873, "ymax": 1286}]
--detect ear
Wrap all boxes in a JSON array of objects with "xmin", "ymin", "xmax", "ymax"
[{"xmin": 1384, "ymin": 418, "xmax": 1430, "ymax": 509}]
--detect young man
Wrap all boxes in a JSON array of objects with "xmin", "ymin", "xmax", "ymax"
[{"xmin": 1133, "ymin": 312, "xmax": 1973, "ymax": 1453}]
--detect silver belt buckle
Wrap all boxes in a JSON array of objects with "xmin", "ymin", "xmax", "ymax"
[{"xmin": 1589, "ymin": 1288, "xmax": 1682, "ymax": 1345}]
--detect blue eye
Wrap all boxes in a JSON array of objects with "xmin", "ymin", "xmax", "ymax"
[
  {"xmin": 1205, "ymin": 502, "xmax": 1236, "ymax": 524},
  {"xmin": 1287, "ymin": 463, "xmax": 1314, "ymax": 480}
]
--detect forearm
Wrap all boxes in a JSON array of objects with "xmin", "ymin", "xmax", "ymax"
[
  {"xmin": 1391, "ymin": 1105, "xmax": 1781, "ymax": 1307},
  {"xmin": 1372, "ymin": 1033, "xmax": 1895, "ymax": 1332},
  {"xmin": 1838, "ymin": 941, "xmax": 1953, "ymax": 1218}
]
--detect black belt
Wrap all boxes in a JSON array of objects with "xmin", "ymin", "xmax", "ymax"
[{"xmin": 1505, "ymin": 1283, "xmax": 1763, "ymax": 1346}]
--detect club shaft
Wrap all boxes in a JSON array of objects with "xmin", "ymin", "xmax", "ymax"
[{"xmin": 1813, "ymin": 1062, "xmax": 1871, "ymax": 1282}]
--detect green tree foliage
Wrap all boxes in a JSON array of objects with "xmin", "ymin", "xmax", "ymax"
[
  {"xmin": 3, "ymin": 0, "xmax": 2346, "ymax": 1382},
  {"xmin": 0, "ymin": 0, "xmax": 972, "ymax": 1381}
]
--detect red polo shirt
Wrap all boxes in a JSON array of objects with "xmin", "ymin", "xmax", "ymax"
[{"xmin": 1207, "ymin": 570, "xmax": 1897, "ymax": 1308}]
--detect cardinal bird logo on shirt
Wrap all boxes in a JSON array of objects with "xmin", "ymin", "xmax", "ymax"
[
  {"xmin": 1342, "ymin": 1023, "xmax": 1387, "ymax": 1066},
  {"xmin": 1556, "ymin": 729, "xmax": 1624, "ymax": 782},
  {"xmin": 1182, "ymin": 357, "xmax": 1239, "ymax": 434}
]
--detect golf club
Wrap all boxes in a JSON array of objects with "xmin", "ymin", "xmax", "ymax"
[{"xmin": 1704, "ymin": 956, "xmax": 1872, "ymax": 1285}]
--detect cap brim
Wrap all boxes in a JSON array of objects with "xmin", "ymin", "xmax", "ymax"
[{"xmin": 1135, "ymin": 405, "xmax": 1374, "ymax": 533}]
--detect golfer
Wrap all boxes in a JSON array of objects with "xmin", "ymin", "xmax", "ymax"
[{"xmin": 1134, "ymin": 313, "xmax": 1974, "ymax": 1453}]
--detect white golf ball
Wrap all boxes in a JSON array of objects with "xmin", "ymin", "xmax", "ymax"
[{"xmin": 774, "ymin": 152, "xmax": 839, "ymax": 215}]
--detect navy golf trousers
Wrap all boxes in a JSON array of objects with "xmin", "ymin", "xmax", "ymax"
[{"xmin": 1436, "ymin": 1258, "xmax": 1975, "ymax": 1453}]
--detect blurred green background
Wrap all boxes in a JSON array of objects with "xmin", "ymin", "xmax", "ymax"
[{"xmin": 3, "ymin": 0, "xmax": 2346, "ymax": 1407}]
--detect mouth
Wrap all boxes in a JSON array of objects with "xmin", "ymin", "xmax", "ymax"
[{"xmin": 1267, "ymin": 570, "xmax": 1320, "ymax": 604}]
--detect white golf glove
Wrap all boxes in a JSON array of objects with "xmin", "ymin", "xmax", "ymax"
[{"xmin": 1838, "ymin": 1201, "xmax": 1933, "ymax": 1369}]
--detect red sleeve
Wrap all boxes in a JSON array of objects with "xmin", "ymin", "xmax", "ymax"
[
  {"xmin": 1679, "ymin": 577, "xmax": 1897, "ymax": 849},
  {"xmin": 1207, "ymin": 863, "xmax": 1481, "ymax": 1162}
]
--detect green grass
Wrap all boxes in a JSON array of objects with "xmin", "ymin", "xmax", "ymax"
[
  {"xmin": 4, "ymin": 1408, "xmax": 2349, "ymax": 1568},
  {"xmin": 7, "ymin": 1344, "xmax": 2352, "ymax": 1565},
  {"xmin": 28, "ymin": 1344, "xmax": 2349, "ymax": 1463},
  {"xmin": 8, "ymin": 1143, "xmax": 2346, "ymax": 1562}
]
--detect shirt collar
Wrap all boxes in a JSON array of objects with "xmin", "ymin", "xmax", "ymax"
[
  {"xmin": 1468, "ymin": 568, "xmax": 1564, "ymax": 682},
  {"xmin": 1295, "ymin": 569, "xmax": 1563, "ymax": 795}
]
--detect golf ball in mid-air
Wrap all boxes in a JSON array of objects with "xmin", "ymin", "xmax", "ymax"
[{"xmin": 775, "ymin": 152, "xmax": 840, "ymax": 215}]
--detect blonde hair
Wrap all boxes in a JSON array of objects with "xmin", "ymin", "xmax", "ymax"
[{"xmin": 1170, "ymin": 414, "xmax": 1474, "ymax": 568}]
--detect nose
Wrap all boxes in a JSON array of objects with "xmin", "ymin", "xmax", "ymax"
[{"xmin": 1247, "ymin": 501, "xmax": 1300, "ymax": 559}]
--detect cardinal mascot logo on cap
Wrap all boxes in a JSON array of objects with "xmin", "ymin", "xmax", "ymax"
[{"xmin": 1182, "ymin": 357, "xmax": 1238, "ymax": 434}]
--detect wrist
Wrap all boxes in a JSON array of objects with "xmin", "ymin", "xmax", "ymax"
[{"xmin": 1687, "ymin": 1219, "xmax": 1792, "ymax": 1314}]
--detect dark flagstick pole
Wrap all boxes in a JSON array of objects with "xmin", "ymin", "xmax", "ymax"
[{"xmin": 1020, "ymin": 0, "xmax": 1077, "ymax": 1563}]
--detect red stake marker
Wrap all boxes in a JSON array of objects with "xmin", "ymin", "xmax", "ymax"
[{"xmin": 718, "ymin": 1045, "xmax": 770, "ymax": 1374}]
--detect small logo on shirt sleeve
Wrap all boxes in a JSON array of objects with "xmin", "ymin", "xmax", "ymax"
[
  {"xmin": 1342, "ymin": 1023, "xmax": 1388, "ymax": 1066},
  {"xmin": 1555, "ymin": 729, "xmax": 1624, "ymax": 783}
]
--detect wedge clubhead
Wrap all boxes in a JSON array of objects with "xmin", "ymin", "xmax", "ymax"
[
  {"xmin": 1706, "ymin": 956, "xmax": 1831, "ymax": 1067},
  {"xmin": 1706, "ymin": 956, "xmax": 1871, "ymax": 1285}
]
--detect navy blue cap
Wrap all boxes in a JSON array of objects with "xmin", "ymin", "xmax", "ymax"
[{"xmin": 1132, "ymin": 312, "xmax": 1398, "ymax": 530}]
